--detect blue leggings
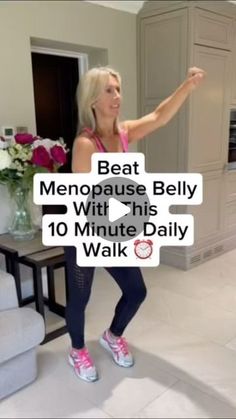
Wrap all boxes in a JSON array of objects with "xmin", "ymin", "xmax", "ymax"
[{"xmin": 64, "ymin": 246, "xmax": 147, "ymax": 349}]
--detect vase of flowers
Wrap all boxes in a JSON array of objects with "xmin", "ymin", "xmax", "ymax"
[{"xmin": 0, "ymin": 133, "xmax": 68, "ymax": 240}]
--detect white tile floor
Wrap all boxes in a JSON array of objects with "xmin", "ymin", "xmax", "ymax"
[{"xmin": 2, "ymin": 249, "xmax": 236, "ymax": 418}]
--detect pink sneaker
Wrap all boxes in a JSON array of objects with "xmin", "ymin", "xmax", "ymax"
[
  {"xmin": 68, "ymin": 347, "xmax": 98, "ymax": 382},
  {"xmin": 99, "ymin": 329, "xmax": 134, "ymax": 368}
]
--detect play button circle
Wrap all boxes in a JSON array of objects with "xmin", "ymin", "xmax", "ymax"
[
  {"xmin": 86, "ymin": 176, "xmax": 151, "ymax": 242},
  {"xmin": 108, "ymin": 197, "xmax": 131, "ymax": 223}
]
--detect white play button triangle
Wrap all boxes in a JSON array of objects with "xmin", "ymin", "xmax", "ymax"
[{"xmin": 108, "ymin": 197, "xmax": 131, "ymax": 223}]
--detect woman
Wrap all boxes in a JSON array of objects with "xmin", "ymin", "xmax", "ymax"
[{"xmin": 64, "ymin": 65, "xmax": 206, "ymax": 382}]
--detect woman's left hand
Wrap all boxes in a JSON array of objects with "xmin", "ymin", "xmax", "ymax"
[{"xmin": 186, "ymin": 67, "xmax": 206, "ymax": 91}]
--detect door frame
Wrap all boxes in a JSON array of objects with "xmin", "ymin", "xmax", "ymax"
[{"xmin": 31, "ymin": 46, "xmax": 89, "ymax": 76}]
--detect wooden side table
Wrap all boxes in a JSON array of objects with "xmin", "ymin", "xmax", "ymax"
[
  {"xmin": 0, "ymin": 231, "xmax": 49, "ymax": 305},
  {"xmin": 19, "ymin": 247, "xmax": 68, "ymax": 344}
]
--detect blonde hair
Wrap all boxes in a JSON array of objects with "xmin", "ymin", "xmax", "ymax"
[{"xmin": 77, "ymin": 66, "xmax": 122, "ymax": 135}]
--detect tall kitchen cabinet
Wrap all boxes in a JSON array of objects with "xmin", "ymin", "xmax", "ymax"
[{"xmin": 137, "ymin": 0, "xmax": 236, "ymax": 269}]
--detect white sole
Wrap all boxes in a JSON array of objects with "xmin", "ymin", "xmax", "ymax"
[
  {"xmin": 68, "ymin": 355, "xmax": 99, "ymax": 382},
  {"xmin": 99, "ymin": 336, "xmax": 134, "ymax": 368}
]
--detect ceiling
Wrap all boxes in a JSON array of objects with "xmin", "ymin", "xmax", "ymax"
[{"xmin": 84, "ymin": 1, "xmax": 146, "ymax": 14}]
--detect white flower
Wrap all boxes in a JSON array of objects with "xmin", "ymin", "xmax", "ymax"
[
  {"xmin": 32, "ymin": 138, "xmax": 55, "ymax": 151},
  {"xmin": 11, "ymin": 160, "xmax": 24, "ymax": 172},
  {"xmin": 0, "ymin": 138, "xmax": 10, "ymax": 150},
  {"xmin": 0, "ymin": 149, "xmax": 12, "ymax": 170}
]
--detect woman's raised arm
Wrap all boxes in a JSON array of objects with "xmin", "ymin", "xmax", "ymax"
[{"xmin": 124, "ymin": 67, "xmax": 206, "ymax": 144}]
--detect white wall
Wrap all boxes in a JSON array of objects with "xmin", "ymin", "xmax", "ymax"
[
  {"xmin": 0, "ymin": 0, "xmax": 138, "ymax": 232},
  {"xmin": 0, "ymin": 0, "xmax": 137, "ymax": 134}
]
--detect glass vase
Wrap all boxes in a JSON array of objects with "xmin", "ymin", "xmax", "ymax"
[{"xmin": 9, "ymin": 185, "xmax": 35, "ymax": 240}]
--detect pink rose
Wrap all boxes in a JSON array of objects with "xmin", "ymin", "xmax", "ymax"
[
  {"xmin": 15, "ymin": 133, "xmax": 35, "ymax": 145},
  {"xmin": 31, "ymin": 145, "xmax": 52, "ymax": 170},
  {"xmin": 51, "ymin": 145, "xmax": 67, "ymax": 165}
]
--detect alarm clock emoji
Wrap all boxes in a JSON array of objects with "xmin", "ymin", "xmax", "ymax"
[{"xmin": 134, "ymin": 239, "xmax": 153, "ymax": 259}]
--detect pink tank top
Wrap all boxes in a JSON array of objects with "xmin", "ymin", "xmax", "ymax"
[{"xmin": 82, "ymin": 127, "xmax": 128, "ymax": 153}]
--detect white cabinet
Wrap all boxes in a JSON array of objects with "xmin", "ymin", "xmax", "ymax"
[
  {"xmin": 138, "ymin": 0, "xmax": 236, "ymax": 269},
  {"xmin": 189, "ymin": 171, "xmax": 224, "ymax": 242},
  {"xmin": 139, "ymin": 9, "xmax": 188, "ymax": 173},
  {"xmin": 230, "ymin": 22, "xmax": 236, "ymax": 105},
  {"xmin": 225, "ymin": 171, "xmax": 236, "ymax": 234},
  {"xmin": 189, "ymin": 45, "xmax": 230, "ymax": 172},
  {"xmin": 194, "ymin": 8, "xmax": 233, "ymax": 50}
]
